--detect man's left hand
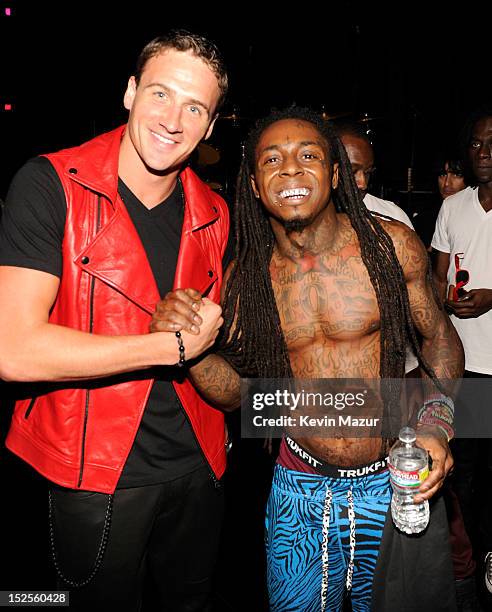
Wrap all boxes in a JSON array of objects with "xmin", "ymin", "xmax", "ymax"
[{"xmin": 413, "ymin": 425, "xmax": 453, "ymax": 503}]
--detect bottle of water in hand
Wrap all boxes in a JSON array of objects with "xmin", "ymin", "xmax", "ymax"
[{"xmin": 389, "ymin": 427, "xmax": 430, "ymax": 534}]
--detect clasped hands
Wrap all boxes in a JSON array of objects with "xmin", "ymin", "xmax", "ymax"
[{"xmin": 151, "ymin": 289, "xmax": 222, "ymax": 360}]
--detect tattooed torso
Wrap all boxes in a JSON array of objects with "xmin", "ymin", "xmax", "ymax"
[
  {"xmin": 192, "ymin": 212, "xmax": 462, "ymax": 466},
  {"xmin": 271, "ymin": 215, "xmax": 408, "ymax": 466}
]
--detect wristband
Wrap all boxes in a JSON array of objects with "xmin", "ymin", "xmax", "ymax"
[
  {"xmin": 421, "ymin": 393, "xmax": 455, "ymax": 416},
  {"xmin": 417, "ymin": 396, "xmax": 455, "ymax": 441},
  {"xmin": 175, "ymin": 331, "xmax": 185, "ymax": 367},
  {"xmin": 417, "ymin": 402, "xmax": 454, "ymax": 425},
  {"xmin": 418, "ymin": 416, "xmax": 454, "ymax": 442}
]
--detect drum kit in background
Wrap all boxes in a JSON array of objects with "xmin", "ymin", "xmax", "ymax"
[
  {"xmin": 192, "ymin": 111, "xmax": 241, "ymax": 203},
  {"xmin": 192, "ymin": 107, "xmax": 381, "ymax": 205}
]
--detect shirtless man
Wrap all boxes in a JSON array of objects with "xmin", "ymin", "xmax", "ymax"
[{"xmin": 152, "ymin": 107, "xmax": 463, "ymax": 611}]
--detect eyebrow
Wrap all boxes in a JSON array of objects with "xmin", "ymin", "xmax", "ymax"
[
  {"xmin": 258, "ymin": 140, "xmax": 325, "ymax": 154},
  {"xmin": 300, "ymin": 140, "xmax": 324, "ymax": 147},
  {"xmin": 145, "ymin": 82, "xmax": 211, "ymax": 116}
]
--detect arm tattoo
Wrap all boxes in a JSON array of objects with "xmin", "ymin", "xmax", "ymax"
[
  {"xmin": 189, "ymin": 354, "xmax": 241, "ymax": 410},
  {"xmin": 400, "ymin": 227, "xmax": 464, "ymax": 383}
]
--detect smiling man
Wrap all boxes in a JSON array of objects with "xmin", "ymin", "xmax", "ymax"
[
  {"xmin": 152, "ymin": 107, "xmax": 464, "ymax": 611},
  {"xmin": 0, "ymin": 31, "xmax": 229, "ymax": 611}
]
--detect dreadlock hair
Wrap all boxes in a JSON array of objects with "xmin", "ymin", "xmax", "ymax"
[
  {"xmin": 459, "ymin": 105, "xmax": 492, "ymax": 187},
  {"xmin": 218, "ymin": 106, "xmax": 440, "ymax": 436}
]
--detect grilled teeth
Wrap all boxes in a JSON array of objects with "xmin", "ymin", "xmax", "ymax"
[{"xmin": 279, "ymin": 188, "xmax": 310, "ymax": 198}]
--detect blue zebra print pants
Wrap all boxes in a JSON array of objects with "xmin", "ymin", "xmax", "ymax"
[{"xmin": 265, "ymin": 464, "xmax": 391, "ymax": 612}]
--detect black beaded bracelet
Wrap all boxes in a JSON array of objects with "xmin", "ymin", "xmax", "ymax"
[{"xmin": 175, "ymin": 331, "xmax": 185, "ymax": 367}]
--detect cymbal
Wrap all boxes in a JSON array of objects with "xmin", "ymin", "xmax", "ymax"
[
  {"xmin": 219, "ymin": 112, "xmax": 241, "ymax": 121},
  {"xmin": 358, "ymin": 114, "xmax": 382, "ymax": 123},
  {"xmin": 197, "ymin": 143, "xmax": 220, "ymax": 166},
  {"xmin": 217, "ymin": 111, "xmax": 250, "ymax": 123},
  {"xmin": 321, "ymin": 110, "xmax": 351, "ymax": 121}
]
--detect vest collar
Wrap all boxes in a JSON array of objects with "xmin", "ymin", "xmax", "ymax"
[{"xmin": 60, "ymin": 124, "xmax": 220, "ymax": 230}]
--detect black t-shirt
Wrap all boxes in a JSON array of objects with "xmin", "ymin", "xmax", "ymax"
[{"xmin": 0, "ymin": 156, "xmax": 224, "ymax": 487}]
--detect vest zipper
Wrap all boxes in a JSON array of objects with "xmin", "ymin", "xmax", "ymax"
[
  {"xmin": 24, "ymin": 397, "xmax": 37, "ymax": 419},
  {"xmin": 174, "ymin": 391, "xmax": 222, "ymax": 489},
  {"xmin": 78, "ymin": 196, "xmax": 102, "ymax": 488}
]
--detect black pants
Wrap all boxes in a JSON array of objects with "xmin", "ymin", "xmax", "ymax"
[{"xmin": 49, "ymin": 465, "xmax": 224, "ymax": 611}]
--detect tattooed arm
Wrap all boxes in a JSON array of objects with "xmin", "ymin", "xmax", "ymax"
[
  {"xmin": 395, "ymin": 224, "xmax": 464, "ymax": 381},
  {"xmin": 389, "ymin": 222, "xmax": 464, "ymax": 502},
  {"xmin": 187, "ymin": 352, "xmax": 241, "ymax": 411}
]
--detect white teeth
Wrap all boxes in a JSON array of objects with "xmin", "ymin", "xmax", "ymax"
[
  {"xmin": 151, "ymin": 131, "xmax": 176, "ymax": 145},
  {"xmin": 279, "ymin": 188, "xmax": 310, "ymax": 198}
]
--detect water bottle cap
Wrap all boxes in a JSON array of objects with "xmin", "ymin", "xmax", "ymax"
[{"xmin": 398, "ymin": 426, "xmax": 416, "ymax": 444}]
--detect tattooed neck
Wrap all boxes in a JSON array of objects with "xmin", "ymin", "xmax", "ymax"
[{"xmin": 269, "ymin": 202, "xmax": 341, "ymax": 260}]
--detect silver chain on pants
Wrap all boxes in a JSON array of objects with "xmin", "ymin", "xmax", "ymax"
[{"xmin": 320, "ymin": 486, "xmax": 357, "ymax": 611}]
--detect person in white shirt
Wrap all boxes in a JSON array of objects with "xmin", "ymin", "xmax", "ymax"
[{"xmin": 432, "ymin": 107, "xmax": 492, "ymax": 597}]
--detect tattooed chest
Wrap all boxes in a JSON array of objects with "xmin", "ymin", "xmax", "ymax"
[{"xmin": 273, "ymin": 269, "xmax": 380, "ymax": 346}]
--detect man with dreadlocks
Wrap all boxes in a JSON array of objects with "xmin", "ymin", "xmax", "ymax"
[{"xmin": 152, "ymin": 107, "xmax": 464, "ymax": 611}]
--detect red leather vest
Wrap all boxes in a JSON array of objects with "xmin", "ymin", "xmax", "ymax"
[{"xmin": 6, "ymin": 125, "xmax": 229, "ymax": 493}]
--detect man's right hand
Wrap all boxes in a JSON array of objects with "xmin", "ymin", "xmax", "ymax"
[{"xmin": 150, "ymin": 288, "xmax": 205, "ymax": 335}]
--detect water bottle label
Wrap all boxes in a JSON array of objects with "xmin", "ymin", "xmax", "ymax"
[{"xmin": 388, "ymin": 463, "xmax": 429, "ymax": 489}]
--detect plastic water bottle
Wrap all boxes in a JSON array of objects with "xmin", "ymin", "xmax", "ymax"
[{"xmin": 388, "ymin": 427, "xmax": 430, "ymax": 534}]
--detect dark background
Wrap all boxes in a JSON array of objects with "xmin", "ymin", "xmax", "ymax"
[
  {"xmin": 0, "ymin": 4, "xmax": 490, "ymax": 201},
  {"xmin": 0, "ymin": 3, "xmax": 491, "ymax": 610}
]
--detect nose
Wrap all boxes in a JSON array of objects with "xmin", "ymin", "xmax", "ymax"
[
  {"xmin": 159, "ymin": 104, "xmax": 183, "ymax": 134},
  {"xmin": 354, "ymin": 169, "xmax": 368, "ymax": 192},
  {"xmin": 279, "ymin": 153, "xmax": 304, "ymax": 177},
  {"xmin": 478, "ymin": 143, "xmax": 491, "ymax": 159}
]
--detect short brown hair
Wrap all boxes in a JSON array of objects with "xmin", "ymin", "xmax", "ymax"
[{"xmin": 134, "ymin": 30, "xmax": 228, "ymax": 112}]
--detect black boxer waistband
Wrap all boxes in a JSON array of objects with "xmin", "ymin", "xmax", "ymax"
[{"xmin": 285, "ymin": 436, "xmax": 388, "ymax": 479}]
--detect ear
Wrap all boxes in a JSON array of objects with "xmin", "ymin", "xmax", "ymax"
[
  {"xmin": 123, "ymin": 76, "xmax": 137, "ymax": 111},
  {"xmin": 332, "ymin": 162, "xmax": 339, "ymax": 189},
  {"xmin": 204, "ymin": 114, "xmax": 218, "ymax": 140},
  {"xmin": 250, "ymin": 174, "xmax": 260, "ymax": 199}
]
